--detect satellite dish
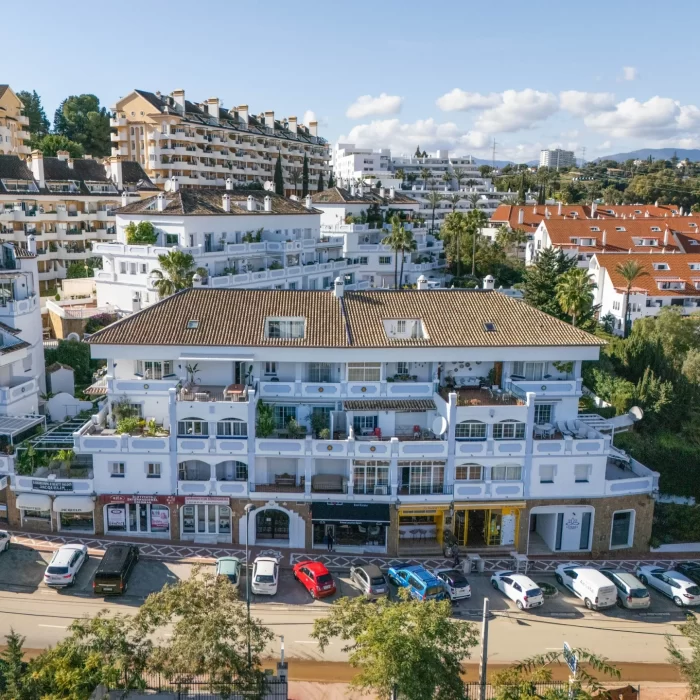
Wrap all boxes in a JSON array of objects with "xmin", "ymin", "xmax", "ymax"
[
  {"xmin": 629, "ymin": 406, "xmax": 644, "ymax": 421},
  {"xmin": 432, "ymin": 416, "xmax": 448, "ymax": 436},
  {"xmin": 164, "ymin": 180, "xmax": 172, "ymax": 192}
]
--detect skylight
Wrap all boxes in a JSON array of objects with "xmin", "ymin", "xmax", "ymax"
[
  {"xmin": 187, "ymin": 320, "xmax": 199, "ymax": 329},
  {"xmin": 483, "ymin": 322, "xmax": 497, "ymax": 332}
]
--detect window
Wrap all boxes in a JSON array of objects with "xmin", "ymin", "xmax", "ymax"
[
  {"xmin": 110, "ymin": 462, "xmax": 125, "ymax": 477},
  {"xmin": 512, "ymin": 361, "xmax": 546, "ymax": 381},
  {"xmin": 359, "ymin": 256, "xmax": 368, "ymax": 265},
  {"xmin": 348, "ymin": 362, "xmax": 380, "ymax": 382},
  {"xmin": 129, "ymin": 262, "xmax": 137, "ymax": 275},
  {"xmin": 186, "ymin": 320, "xmax": 199, "ymax": 329},
  {"xmin": 164, "ymin": 233, "xmax": 178, "ymax": 246},
  {"xmin": 216, "ymin": 419, "xmax": 247, "ymax": 437},
  {"xmin": 396, "ymin": 362, "xmax": 409, "ymax": 375},
  {"xmin": 610, "ymin": 510, "xmax": 634, "ymax": 549},
  {"xmin": 135, "ymin": 360, "xmax": 174, "ymax": 379},
  {"xmin": 455, "ymin": 464, "xmax": 483, "ymax": 480},
  {"xmin": 264, "ymin": 362, "xmax": 277, "ymax": 375},
  {"xmin": 178, "ymin": 419, "xmax": 208, "ymax": 436},
  {"xmin": 273, "ymin": 405, "xmax": 297, "ymax": 430},
  {"xmin": 353, "ymin": 460, "xmax": 390, "ymax": 494},
  {"xmin": 396, "ymin": 320, "xmax": 407, "ymax": 333},
  {"xmin": 266, "ymin": 317, "xmax": 305, "ymax": 339},
  {"xmin": 492, "ymin": 420, "xmax": 525, "ymax": 440},
  {"xmin": 353, "ymin": 414, "xmax": 378, "ymax": 432},
  {"xmin": 574, "ymin": 464, "xmax": 590, "ymax": 483},
  {"xmin": 146, "ymin": 462, "xmax": 161, "ymax": 478},
  {"xmin": 491, "ymin": 465, "xmax": 522, "ymax": 481},
  {"xmin": 308, "ymin": 362, "xmax": 332, "ymax": 383},
  {"xmin": 379, "ymin": 256, "xmax": 391, "ymax": 265},
  {"xmin": 539, "ymin": 465, "xmax": 555, "ymax": 483},
  {"xmin": 533, "ymin": 404, "xmax": 554, "ymax": 425},
  {"xmin": 140, "ymin": 263, "xmax": 148, "ymax": 274},
  {"xmin": 455, "ymin": 420, "xmax": 487, "ymax": 440},
  {"xmin": 119, "ymin": 262, "xmax": 127, "ymax": 274}
]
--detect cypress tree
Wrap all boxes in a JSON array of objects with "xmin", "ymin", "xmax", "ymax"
[
  {"xmin": 317, "ymin": 169, "xmax": 324, "ymax": 192},
  {"xmin": 274, "ymin": 153, "xmax": 284, "ymax": 196},
  {"xmin": 302, "ymin": 153, "xmax": 309, "ymax": 196},
  {"xmin": 327, "ymin": 171, "xmax": 335, "ymax": 188}
]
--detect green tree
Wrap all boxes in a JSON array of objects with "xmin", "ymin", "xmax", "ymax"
[
  {"xmin": 302, "ymin": 153, "xmax": 309, "ymax": 196},
  {"xmin": 667, "ymin": 610, "xmax": 700, "ymax": 697},
  {"xmin": 414, "ymin": 145, "xmax": 422, "ymax": 158},
  {"xmin": 398, "ymin": 227, "xmax": 417, "ymax": 287},
  {"xmin": 421, "ymin": 167, "xmax": 431, "ymax": 190},
  {"xmin": 289, "ymin": 168, "xmax": 301, "ymax": 196},
  {"xmin": 273, "ymin": 153, "xmax": 284, "ymax": 195},
  {"xmin": 395, "ymin": 168, "xmax": 405, "ymax": 186},
  {"xmin": 151, "ymin": 250, "xmax": 197, "ymax": 298},
  {"xmin": 312, "ymin": 589, "xmax": 478, "ymax": 700},
  {"xmin": 523, "ymin": 248, "xmax": 577, "ymax": 319},
  {"xmin": 382, "ymin": 216, "xmax": 405, "ymax": 288},
  {"xmin": 0, "ymin": 629, "xmax": 29, "ymax": 700},
  {"xmin": 446, "ymin": 193, "xmax": 462, "ymax": 212},
  {"xmin": 44, "ymin": 339, "xmax": 94, "ymax": 384},
  {"xmin": 53, "ymin": 94, "xmax": 111, "ymax": 157},
  {"xmin": 327, "ymin": 170, "xmax": 335, "ymax": 188},
  {"xmin": 440, "ymin": 211, "xmax": 469, "ymax": 278},
  {"xmin": 479, "ymin": 164, "xmax": 493, "ymax": 179},
  {"xmin": 615, "ymin": 260, "xmax": 649, "ymax": 338},
  {"xmin": 16, "ymin": 90, "xmax": 49, "ymax": 140},
  {"xmin": 466, "ymin": 208, "xmax": 488, "ymax": 277},
  {"xmin": 125, "ymin": 221, "xmax": 157, "ymax": 245},
  {"xmin": 555, "ymin": 268, "xmax": 596, "ymax": 327},
  {"xmin": 317, "ymin": 169, "xmax": 324, "ymax": 192},
  {"xmin": 426, "ymin": 190, "xmax": 443, "ymax": 234},
  {"xmin": 31, "ymin": 134, "xmax": 84, "ymax": 158}
]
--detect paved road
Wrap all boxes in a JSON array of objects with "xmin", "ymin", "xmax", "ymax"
[{"xmin": 0, "ymin": 544, "xmax": 692, "ymax": 665}]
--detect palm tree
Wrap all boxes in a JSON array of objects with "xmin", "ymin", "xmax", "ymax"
[
  {"xmin": 441, "ymin": 212, "xmax": 469, "ymax": 279},
  {"xmin": 616, "ymin": 260, "xmax": 649, "ymax": 337},
  {"xmin": 398, "ymin": 228, "xmax": 417, "ymax": 288},
  {"xmin": 395, "ymin": 168, "xmax": 406, "ymax": 188},
  {"xmin": 441, "ymin": 170, "xmax": 453, "ymax": 189},
  {"xmin": 406, "ymin": 172, "xmax": 418, "ymax": 188},
  {"xmin": 152, "ymin": 250, "xmax": 197, "ymax": 298},
  {"xmin": 421, "ymin": 167, "xmax": 432, "ymax": 190},
  {"xmin": 466, "ymin": 209, "xmax": 488, "ymax": 277},
  {"xmin": 447, "ymin": 193, "xmax": 462, "ymax": 212},
  {"xmin": 452, "ymin": 168, "xmax": 465, "ymax": 190},
  {"xmin": 468, "ymin": 192, "xmax": 481, "ymax": 211},
  {"xmin": 382, "ymin": 215, "xmax": 405, "ymax": 288},
  {"xmin": 555, "ymin": 268, "xmax": 596, "ymax": 327},
  {"xmin": 426, "ymin": 191, "xmax": 443, "ymax": 235},
  {"xmin": 289, "ymin": 168, "xmax": 302, "ymax": 196}
]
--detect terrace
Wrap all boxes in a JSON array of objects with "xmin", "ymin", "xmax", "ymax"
[{"xmin": 441, "ymin": 387, "xmax": 523, "ymax": 406}]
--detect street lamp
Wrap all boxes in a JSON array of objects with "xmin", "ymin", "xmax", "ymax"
[{"xmin": 244, "ymin": 503, "xmax": 254, "ymax": 667}]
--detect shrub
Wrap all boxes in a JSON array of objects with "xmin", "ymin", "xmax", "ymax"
[
  {"xmin": 85, "ymin": 313, "xmax": 117, "ymax": 334},
  {"xmin": 125, "ymin": 221, "xmax": 157, "ymax": 245},
  {"xmin": 116, "ymin": 417, "xmax": 143, "ymax": 434}
]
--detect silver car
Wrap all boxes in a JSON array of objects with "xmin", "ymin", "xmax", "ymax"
[
  {"xmin": 600, "ymin": 569, "xmax": 650, "ymax": 609},
  {"xmin": 350, "ymin": 564, "xmax": 389, "ymax": 600}
]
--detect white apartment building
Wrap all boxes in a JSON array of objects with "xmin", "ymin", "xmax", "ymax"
[
  {"xmin": 0, "ymin": 86, "xmax": 30, "ymax": 157},
  {"xmin": 590, "ymin": 253, "xmax": 700, "ymax": 334},
  {"xmin": 111, "ymin": 89, "xmax": 331, "ymax": 195},
  {"xmin": 332, "ymin": 143, "xmax": 397, "ymax": 188},
  {"xmin": 0, "ymin": 151, "xmax": 157, "ymax": 301},
  {"xmin": 539, "ymin": 149, "xmax": 576, "ymax": 169},
  {"xmin": 5, "ymin": 283, "xmax": 657, "ymax": 556}
]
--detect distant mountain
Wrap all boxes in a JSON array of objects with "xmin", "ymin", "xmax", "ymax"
[
  {"xmin": 470, "ymin": 157, "xmax": 518, "ymax": 168},
  {"xmin": 594, "ymin": 148, "xmax": 700, "ymax": 163}
]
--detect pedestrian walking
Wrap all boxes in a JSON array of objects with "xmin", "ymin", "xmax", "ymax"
[{"xmin": 326, "ymin": 531, "xmax": 334, "ymax": 552}]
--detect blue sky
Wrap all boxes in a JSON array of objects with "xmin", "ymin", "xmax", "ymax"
[{"xmin": 6, "ymin": 0, "xmax": 700, "ymax": 161}]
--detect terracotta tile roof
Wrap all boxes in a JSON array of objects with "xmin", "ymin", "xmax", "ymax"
[
  {"xmin": 344, "ymin": 399, "xmax": 436, "ymax": 411},
  {"xmin": 0, "ymin": 86, "xmax": 8, "ymax": 101},
  {"xmin": 311, "ymin": 187, "xmax": 375, "ymax": 204},
  {"xmin": 594, "ymin": 253, "xmax": 700, "ymax": 297},
  {"xmin": 11, "ymin": 244, "xmax": 35, "ymax": 259},
  {"xmin": 87, "ymin": 288, "xmax": 602, "ymax": 349},
  {"xmin": 116, "ymin": 189, "xmax": 319, "ymax": 216}
]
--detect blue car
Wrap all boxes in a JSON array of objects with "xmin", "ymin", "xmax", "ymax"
[{"xmin": 387, "ymin": 564, "xmax": 446, "ymax": 601}]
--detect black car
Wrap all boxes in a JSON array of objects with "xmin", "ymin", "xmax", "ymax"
[
  {"xmin": 435, "ymin": 568, "xmax": 471, "ymax": 601},
  {"xmin": 93, "ymin": 544, "xmax": 139, "ymax": 595},
  {"xmin": 674, "ymin": 562, "xmax": 700, "ymax": 586}
]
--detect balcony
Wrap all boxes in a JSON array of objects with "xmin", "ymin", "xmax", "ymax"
[
  {"xmin": 398, "ymin": 483, "xmax": 452, "ymax": 496},
  {"xmin": 177, "ymin": 384, "xmax": 248, "ymax": 403},
  {"xmin": 604, "ymin": 453, "xmax": 658, "ymax": 496},
  {"xmin": 508, "ymin": 378, "xmax": 583, "ymax": 399}
]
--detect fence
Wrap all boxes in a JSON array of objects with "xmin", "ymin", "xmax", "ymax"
[{"xmin": 127, "ymin": 671, "xmax": 288, "ymax": 699}]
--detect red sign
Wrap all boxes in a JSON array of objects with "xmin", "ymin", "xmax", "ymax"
[{"xmin": 99, "ymin": 494, "xmax": 178, "ymax": 505}]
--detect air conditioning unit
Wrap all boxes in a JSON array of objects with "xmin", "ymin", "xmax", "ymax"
[{"xmin": 374, "ymin": 485, "xmax": 388, "ymax": 495}]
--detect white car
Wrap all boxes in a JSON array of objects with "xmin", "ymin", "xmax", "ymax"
[
  {"xmin": 251, "ymin": 556, "xmax": 279, "ymax": 596},
  {"xmin": 43, "ymin": 544, "xmax": 88, "ymax": 587},
  {"xmin": 490, "ymin": 570, "xmax": 544, "ymax": 610},
  {"xmin": 636, "ymin": 565, "xmax": 700, "ymax": 607},
  {"xmin": 434, "ymin": 568, "xmax": 471, "ymax": 601},
  {"xmin": 0, "ymin": 530, "xmax": 9, "ymax": 553}
]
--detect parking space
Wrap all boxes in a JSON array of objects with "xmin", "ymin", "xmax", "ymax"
[{"xmin": 247, "ymin": 570, "xmax": 362, "ymax": 607}]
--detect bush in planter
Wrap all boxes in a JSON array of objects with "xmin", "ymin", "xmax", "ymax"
[
  {"xmin": 310, "ymin": 410, "xmax": 330, "ymax": 437},
  {"xmin": 286, "ymin": 418, "xmax": 305, "ymax": 438},
  {"xmin": 125, "ymin": 221, "xmax": 157, "ymax": 245},
  {"xmin": 256, "ymin": 401, "xmax": 275, "ymax": 437},
  {"xmin": 319, "ymin": 428, "xmax": 331, "ymax": 439},
  {"xmin": 117, "ymin": 416, "xmax": 143, "ymax": 434}
]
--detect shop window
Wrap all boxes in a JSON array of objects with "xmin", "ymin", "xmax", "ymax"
[
  {"xmin": 455, "ymin": 420, "xmax": 486, "ymax": 440},
  {"xmin": 491, "ymin": 465, "xmax": 522, "ymax": 481},
  {"xmin": 178, "ymin": 419, "xmax": 209, "ymax": 436},
  {"xmin": 110, "ymin": 462, "xmax": 125, "ymax": 477},
  {"xmin": 492, "ymin": 420, "xmax": 525, "ymax": 440},
  {"xmin": 539, "ymin": 465, "xmax": 555, "ymax": 483},
  {"xmin": 611, "ymin": 510, "xmax": 634, "ymax": 549},
  {"xmin": 455, "ymin": 464, "xmax": 483, "ymax": 481},
  {"xmin": 150, "ymin": 505, "xmax": 170, "ymax": 533},
  {"xmin": 574, "ymin": 464, "xmax": 590, "ymax": 483},
  {"xmin": 216, "ymin": 419, "xmax": 247, "ymax": 437},
  {"xmin": 347, "ymin": 362, "xmax": 380, "ymax": 382},
  {"xmin": 22, "ymin": 508, "xmax": 50, "ymax": 520},
  {"xmin": 146, "ymin": 462, "xmax": 161, "ymax": 478}
]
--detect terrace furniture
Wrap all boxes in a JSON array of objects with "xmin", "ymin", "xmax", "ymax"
[
  {"xmin": 311, "ymin": 474, "xmax": 347, "ymax": 492},
  {"xmin": 557, "ymin": 421, "xmax": 574, "ymax": 437},
  {"xmin": 533, "ymin": 425, "xmax": 544, "ymax": 439},
  {"xmin": 224, "ymin": 383, "xmax": 245, "ymax": 400},
  {"xmin": 194, "ymin": 391, "xmax": 210, "ymax": 401},
  {"xmin": 413, "ymin": 425, "xmax": 421, "ymax": 439},
  {"xmin": 540, "ymin": 423, "xmax": 554, "ymax": 438},
  {"xmin": 274, "ymin": 474, "xmax": 296, "ymax": 488}
]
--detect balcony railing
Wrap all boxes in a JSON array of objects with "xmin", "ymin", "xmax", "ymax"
[
  {"xmin": 250, "ymin": 480, "xmax": 304, "ymax": 493},
  {"xmin": 398, "ymin": 483, "xmax": 453, "ymax": 496},
  {"xmin": 177, "ymin": 384, "xmax": 248, "ymax": 402}
]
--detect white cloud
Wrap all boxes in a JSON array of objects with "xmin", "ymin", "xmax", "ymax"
[
  {"xmin": 559, "ymin": 91, "xmax": 616, "ymax": 117},
  {"xmin": 346, "ymin": 93, "xmax": 403, "ymax": 119},
  {"xmin": 622, "ymin": 66, "xmax": 637, "ymax": 81},
  {"xmin": 435, "ymin": 89, "xmax": 502, "ymax": 112},
  {"xmin": 302, "ymin": 110, "xmax": 317, "ymax": 125},
  {"xmin": 474, "ymin": 89, "xmax": 559, "ymax": 133}
]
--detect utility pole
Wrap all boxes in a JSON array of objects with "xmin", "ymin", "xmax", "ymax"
[
  {"xmin": 491, "ymin": 139, "xmax": 497, "ymax": 171},
  {"xmin": 479, "ymin": 598, "xmax": 490, "ymax": 700},
  {"xmin": 580, "ymin": 146, "xmax": 587, "ymax": 169}
]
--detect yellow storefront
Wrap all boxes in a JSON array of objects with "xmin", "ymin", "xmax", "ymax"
[
  {"xmin": 397, "ymin": 504, "xmax": 452, "ymax": 552},
  {"xmin": 452, "ymin": 503, "xmax": 525, "ymax": 549}
]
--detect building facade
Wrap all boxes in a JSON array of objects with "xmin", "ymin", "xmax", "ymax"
[
  {"xmin": 0, "ymin": 86, "xmax": 30, "ymax": 158},
  {"xmin": 6, "ymin": 284, "xmax": 657, "ymax": 556},
  {"xmin": 111, "ymin": 89, "xmax": 331, "ymax": 195},
  {"xmin": 539, "ymin": 149, "xmax": 576, "ymax": 169}
]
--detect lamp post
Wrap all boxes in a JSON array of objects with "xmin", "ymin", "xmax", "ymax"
[{"xmin": 244, "ymin": 503, "xmax": 254, "ymax": 666}]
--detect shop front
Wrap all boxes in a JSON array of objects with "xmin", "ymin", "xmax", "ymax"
[
  {"xmin": 53, "ymin": 496, "xmax": 95, "ymax": 533},
  {"xmin": 16, "ymin": 492, "xmax": 53, "ymax": 530},
  {"xmin": 101, "ymin": 495, "xmax": 175, "ymax": 539},
  {"xmin": 453, "ymin": 502, "xmax": 525, "ymax": 549},
  {"xmin": 397, "ymin": 504, "xmax": 451, "ymax": 553},
  {"xmin": 311, "ymin": 502, "xmax": 390, "ymax": 553},
  {"xmin": 179, "ymin": 496, "xmax": 232, "ymax": 543}
]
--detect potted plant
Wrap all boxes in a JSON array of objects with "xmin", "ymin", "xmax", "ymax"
[
  {"xmin": 286, "ymin": 418, "xmax": 305, "ymax": 439},
  {"xmin": 310, "ymin": 410, "xmax": 330, "ymax": 438},
  {"xmin": 185, "ymin": 363, "xmax": 200, "ymax": 385},
  {"xmin": 117, "ymin": 416, "xmax": 143, "ymax": 435}
]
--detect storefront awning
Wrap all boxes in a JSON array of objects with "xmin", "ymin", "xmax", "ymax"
[
  {"xmin": 312, "ymin": 502, "xmax": 390, "ymax": 525},
  {"xmin": 398, "ymin": 504, "xmax": 451, "ymax": 516},
  {"xmin": 53, "ymin": 496, "xmax": 95, "ymax": 513},
  {"xmin": 453, "ymin": 502, "xmax": 526, "ymax": 511},
  {"xmin": 16, "ymin": 493, "xmax": 51, "ymax": 511}
]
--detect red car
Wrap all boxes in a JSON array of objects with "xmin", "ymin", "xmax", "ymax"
[{"xmin": 293, "ymin": 560, "xmax": 336, "ymax": 599}]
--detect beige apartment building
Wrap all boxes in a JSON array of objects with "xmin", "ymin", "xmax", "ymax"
[
  {"xmin": 110, "ymin": 89, "xmax": 331, "ymax": 195},
  {"xmin": 0, "ymin": 86, "xmax": 30, "ymax": 157}
]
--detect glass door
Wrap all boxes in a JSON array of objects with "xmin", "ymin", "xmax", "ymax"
[
  {"xmin": 454, "ymin": 510, "xmax": 468, "ymax": 546},
  {"xmin": 485, "ymin": 510, "xmax": 502, "ymax": 546}
]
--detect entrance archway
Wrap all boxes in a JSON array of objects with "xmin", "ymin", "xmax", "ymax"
[
  {"xmin": 256, "ymin": 509, "xmax": 289, "ymax": 541},
  {"xmin": 238, "ymin": 503, "xmax": 306, "ymax": 549}
]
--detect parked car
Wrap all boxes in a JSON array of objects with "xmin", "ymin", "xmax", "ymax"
[
  {"xmin": 0, "ymin": 530, "xmax": 9, "ymax": 553},
  {"xmin": 435, "ymin": 568, "xmax": 471, "ymax": 601},
  {"xmin": 350, "ymin": 564, "xmax": 389, "ymax": 600},
  {"xmin": 673, "ymin": 562, "xmax": 700, "ymax": 586},
  {"xmin": 215, "ymin": 557, "xmax": 241, "ymax": 588},
  {"xmin": 93, "ymin": 544, "xmax": 139, "ymax": 595},
  {"xmin": 554, "ymin": 564, "xmax": 617, "ymax": 610},
  {"xmin": 636, "ymin": 565, "xmax": 700, "ymax": 607},
  {"xmin": 44, "ymin": 544, "xmax": 88, "ymax": 587},
  {"xmin": 599, "ymin": 569, "xmax": 650, "ymax": 609},
  {"xmin": 251, "ymin": 556, "xmax": 279, "ymax": 596},
  {"xmin": 387, "ymin": 564, "xmax": 446, "ymax": 601},
  {"xmin": 490, "ymin": 570, "xmax": 543, "ymax": 610},
  {"xmin": 293, "ymin": 561, "xmax": 336, "ymax": 599}
]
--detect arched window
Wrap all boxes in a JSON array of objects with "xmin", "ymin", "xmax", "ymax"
[
  {"xmin": 215, "ymin": 460, "xmax": 248, "ymax": 481},
  {"xmin": 492, "ymin": 419, "xmax": 525, "ymax": 440},
  {"xmin": 216, "ymin": 419, "xmax": 247, "ymax": 437},
  {"xmin": 177, "ymin": 417, "xmax": 208, "ymax": 437},
  {"xmin": 455, "ymin": 463, "xmax": 483, "ymax": 481},
  {"xmin": 455, "ymin": 420, "xmax": 486, "ymax": 440}
]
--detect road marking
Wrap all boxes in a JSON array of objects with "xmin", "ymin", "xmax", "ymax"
[{"xmin": 38, "ymin": 624, "xmax": 67, "ymax": 629}]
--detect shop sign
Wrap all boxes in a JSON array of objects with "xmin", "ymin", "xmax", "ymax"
[
  {"xmin": 100, "ymin": 494, "xmax": 177, "ymax": 505},
  {"xmin": 150, "ymin": 507, "xmax": 170, "ymax": 530},
  {"xmin": 32, "ymin": 480, "xmax": 73, "ymax": 492},
  {"xmin": 106, "ymin": 505, "xmax": 126, "ymax": 529},
  {"xmin": 183, "ymin": 496, "xmax": 229, "ymax": 505}
]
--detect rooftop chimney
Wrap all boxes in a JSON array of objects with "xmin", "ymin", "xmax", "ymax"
[
  {"xmin": 350, "ymin": 184, "xmax": 356, "ymax": 197},
  {"xmin": 304, "ymin": 194, "xmax": 313, "ymax": 210},
  {"xmin": 265, "ymin": 111, "xmax": 275, "ymax": 130},
  {"xmin": 247, "ymin": 195, "xmax": 255, "ymax": 212},
  {"xmin": 333, "ymin": 275, "xmax": 344, "ymax": 298},
  {"xmin": 225, "ymin": 177, "xmax": 233, "ymax": 191},
  {"xmin": 30, "ymin": 150, "xmax": 45, "ymax": 188},
  {"xmin": 309, "ymin": 121, "xmax": 318, "ymax": 137},
  {"xmin": 237, "ymin": 104, "xmax": 249, "ymax": 125},
  {"xmin": 56, "ymin": 150, "xmax": 70, "ymax": 162},
  {"xmin": 379, "ymin": 187, "xmax": 386, "ymax": 198},
  {"xmin": 557, "ymin": 201, "xmax": 562, "ymax": 215},
  {"xmin": 416, "ymin": 274, "xmax": 429, "ymax": 290},
  {"xmin": 591, "ymin": 201, "xmax": 597, "ymax": 217},
  {"xmin": 222, "ymin": 194, "xmax": 231, "ymax": 213},
  {"xmin": 156, "ymin": 193, "xmax": 166, "ymax": 212},
  {"xmin": 545, "ymin": 207, "xmax": 550, "ymax": 219},
  {"xmin": 664, "ymin": 226, "xmax": 670, "ymax": 247},
  {"xmin": 357, "ymin": 183, "xmax": 364, "ymax": 196},
  {"xmin": 518, "ymin": 208, "xmax": 524, "ymax": 225},
  {"xmin": 172, "ymin": 89, "xmax": 186, "ymax": 113},
  {"xmin": 287, "ymin": 116, "xmax": 297, "ymax": 134},
  {"xmin": 264, "ymin": 195, "xmax": 272, "ymax": 212},
  {"xmin": 206, "ymin": 97, "xmax": 220, "ymax": 123},
  {"xmin": 532, "ymin": 204, "xmax": 537, "ymax": 214},
  {"xmin": 602, "ymin": 229, "xmax": 607, "ymax": 248},
  {"xmin": 27, "ymin": 235, "xmax": 36, "ymax": 255},
  {"xmin": 121, "ymin": 192, "xmax": 129, "ymax": 207},
  {"xmin": 67, "ymin": 157, "xmax": 75, "ymax": 169},
  {"xmin": 389, "ymin": 187, "xmax": 395, "ymax": 199},
  {"xmin": 109, "ymin": 156, "xmax": 123, "ymax": 190},
  {"xmin": 171, "ymin": 177, "xmax": 179, "ymax": 192},
  {"xmin": 483, "ymin": 275, "xmax": 495, "ymax": 290},
  {"xmin": 132, "ymin": 293, "xmax": 141, "ymax": 313}
]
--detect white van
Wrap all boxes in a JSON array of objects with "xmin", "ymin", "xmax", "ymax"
[{"xmin": 555, "ymin": 564, "xmax": 617, "ymax": 610}]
